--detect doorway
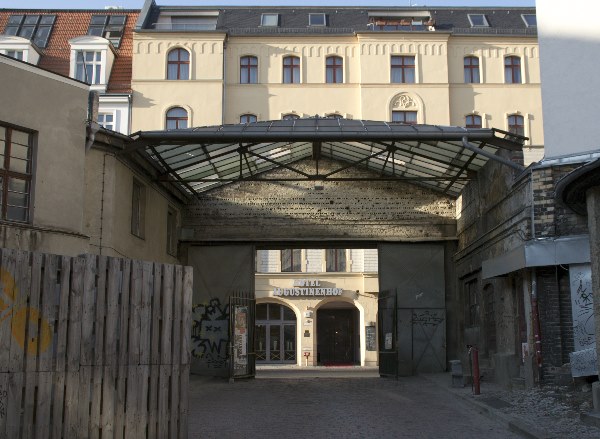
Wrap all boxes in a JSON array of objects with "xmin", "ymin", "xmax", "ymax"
[{"xmin": 317, "ymin": 303, "xmax": 359, "ymax": 365}]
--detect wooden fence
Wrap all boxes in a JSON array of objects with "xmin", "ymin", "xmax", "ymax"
[{"xmin": 0, "ymin": 249, "xmax": 193, "ymax": 439}]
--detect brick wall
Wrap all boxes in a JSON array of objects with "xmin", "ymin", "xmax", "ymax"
[{"xmin": 184, "ymin": 159, "xmax": 456, "ymax": 241}]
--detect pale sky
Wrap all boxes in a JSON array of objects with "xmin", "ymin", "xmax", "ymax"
[{"xmin": 2, "ymin": 0, "xmax": 536, "ymax": 10}]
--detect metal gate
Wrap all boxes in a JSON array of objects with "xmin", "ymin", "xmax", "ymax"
[
  {"xmin": 230, "ymin": 292, "xmax": 256, "ymax": 379},
  {"xmin": 378, "ymin": 289, "xmax": 398, "ymax": 378}
]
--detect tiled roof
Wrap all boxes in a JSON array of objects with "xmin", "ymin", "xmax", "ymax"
[
  {"xmin": 139, "ymin": 5, "xmax": 536, "ymax": 37},
  {"xmin": 0, "ymin": 9, "xmax": 139, "ymax": 93}
]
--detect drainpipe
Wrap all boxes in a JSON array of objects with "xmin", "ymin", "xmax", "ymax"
[
  {"xmin": 221, "ymin": 36, "xmax": 227, "ymax": 124},
  {"xmin": 528, "ymin": 170, "xmax": 543, "ymax": 381}
]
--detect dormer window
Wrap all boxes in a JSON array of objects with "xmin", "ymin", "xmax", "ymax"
[
  {"xmin": 3, "ymin": 14, "xmax": 55, "ymax": 48},
  {"xmin": 87, "ymin": 15, "xmax": 126, "ymax": 48},
  {"xmin": 261, "ymin": 13, "xmax": 279, "ymax": 27},
  {"xmin": 368, "ymin": 11, "xmax": 434, "ymax": 31},
  {"xmin": 0, "ymin": 36, "xmax": 42, "ymax": 64},
  {"xmin": 468, "ymin": 14, "xmax": 489, "ymax": 27},
  {"xmin": 521, "ymin": 14, "xmax": 536, "ymax": 27},
  {"xmin": 309, "ymin": 13, "xmax": 327, "ymax": 27},
  {"xmin": 69, "ymin": 36, "xmax": 115, "ymax": 92}
]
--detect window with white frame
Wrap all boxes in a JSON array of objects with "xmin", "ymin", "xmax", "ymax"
[
  {"xmin": 98, "ymin": 113, "xmax": 114, "ymax": 131},
  {"xmin": 240, "ymin": 114, "xmax": 257, "ymax": 124},
  {"xmin": 326, "ymin": 249, "xmax": 347, "ymax": 272},
  {"xmin": 309, "ymin": 13, "xmax": 326, "ymax": 26},
  {"xmin": 468, "ymin": 14, "xmax": 489, "ymax": 27},
  {"xmin": 5, "ymin": 50, "xmax": 24, "ymax": 60},
  {"xmin": 521, "ymin": 14, "xmax": 536, "ymax": 27},
  {"xmin": 261, "ymin": 13, "xmax": 279, "ymax": 26},
  {"xmin": 0, "ymin": 123, "xmax": 33, "ymax": 223},
  {"xmin": 281, "ymin": 249, "xmax": 302, "ymax": 272},
  {"xmin": 75, "ymin": 51, "xmax": 102, "ymax": 84}
]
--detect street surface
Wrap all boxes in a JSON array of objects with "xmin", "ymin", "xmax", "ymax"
[{"xmin": 188, "ymin": 369, "xmax": 521, "ymax": 439}]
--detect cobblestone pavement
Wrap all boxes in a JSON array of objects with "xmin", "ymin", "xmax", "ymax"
[{"xmin": 188, "ymin": 371, "xmax": 521, "ymax": 439}]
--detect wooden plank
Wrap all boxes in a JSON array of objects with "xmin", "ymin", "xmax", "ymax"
[
  {"xmin": 39, "ymin": 254, "xmax": 58, "ymax": 373},
  {"xmin": 178, "ymin": 364, "xmax": 190, "ymax": 439},
  {"xmin": 9, "ymin": 251, "xmax": 30, "ymax": 373},
  {"xmin": 93, "ymin": 256, "xmax": 108, "ymax": 367},
  {"xmin": 169, "ymin": 363, "xmax": 180, "ymax": 439},
  {"xmin": 22, "ymin": 371, "xmax": 36, "ymax": 439},
  {"xmin": 67, "ymin": 257, "xmax": 85, "ymax": 371},
  {"xmin": 172, "ymin": 266, "xmax": 183, "ymax": 368},
  {"xmin": 147, "ymin": 365, "xmax": 159, "ymax": 439},
  {"xmin": 139, "ymin": 262, "xmax": 153, "ymax": 365},
  {"xmin": 34, "ymin": 371, "xmax": 53, "ymax": 439},
  {"xmin": 0, "ymin": 249, "xmax": 16, "ymax": 373},
  {"xmin": 0, "ymin": 372, "xmax": 8, "ymax": 438},
  {"xmin": 150, "ymin": 264, "xmax": 162, "ymax": 365},
  {"xmin": 80, "ymin": 255, "xmax": 97, "ymax": 366},
  {"xmin": 89, "ymin": 366, "xmax": 103, "ymax": 439},
  {"xmin": 128, "ymin": 261, "xmax": 143, "ymax": 366},
  {"xmin": 101, "ymin": 365, "xmax": 116, "ymax": 439},
  {"xmin": 118, "ymin": 260, "xmax": 131, "ymax": 368},
  {"xmin": 181, "ymin": 266, "xmax": 194, "ymax": 366},
  {"xmin": 6, "ymin": 372, "xmax": 23, "ymax": 439},
  {"xmin": 113, "ymin": 365, "xmax": 128, "ymax": 439},
  {"xmin": 138, "ymin": 365, "xmax": 150, "ymax": 439},
  {"xmin": 63, "ymin": 371, "xmax": 80, "ymax": 439},
  {"xmin": 25, "ymin": 252, "xmax": 43, "ymax": 373},
  {"xmin": 104, "ymin": 258, "xmax": 121, "ymax": 367},
  {"xmin": 124, "ymin": 366, "xmax": 138, "ymax": 438},
  {"xmin": 51, "ymin": 372, "xmax": 66, "ymax": 439},
  {"xmin": 157, "ymin": 365, "xmax": 170, "ymax": 438},
  {"xmin": 55, "ymin": 256, "xmax": 72, "ymax": 372},
  {"xmin": 160, "ymin": 265, "xmax": 174, "ymax": 365},
  {"xmin": 77, "ymin": 366, "xmax": 92, "ymax": 438}
]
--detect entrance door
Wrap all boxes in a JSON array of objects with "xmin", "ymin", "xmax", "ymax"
[
  {"xmin": 256, "ymin": 303, "xmax": 296, "ymax": 364},
  {"xmin": 317, "ymin": 308, "xmax": 357, "ymax": 365}
]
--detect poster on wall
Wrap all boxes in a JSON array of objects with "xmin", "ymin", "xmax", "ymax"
[{"xmin": 233, "ymin": 306, "xmax": 248, "ymax": 375}]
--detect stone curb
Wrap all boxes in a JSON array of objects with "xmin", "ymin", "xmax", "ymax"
[{"xmin": 420, "ymin": 375, "xmax": 553, "ymax": 439}]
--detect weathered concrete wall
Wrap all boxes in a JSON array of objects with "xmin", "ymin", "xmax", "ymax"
[{"xmin": 184, "ymin": 159, "xmax": 456, "ymax": 242}]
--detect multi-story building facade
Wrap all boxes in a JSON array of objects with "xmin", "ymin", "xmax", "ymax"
[
  {"xmin": 132, "ymin": 2, "xmax": 543, "ymax": 163},
  {"xmin": 0, "ymin": 8, "xmax": 140, "ymax": 134}
]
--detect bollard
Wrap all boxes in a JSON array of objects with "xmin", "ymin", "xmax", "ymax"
[{"xmin": 472, "ymin": 346, "xmax": 480, "ymax": 395}]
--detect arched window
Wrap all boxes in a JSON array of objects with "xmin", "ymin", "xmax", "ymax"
[
  {"xmin": 167, "ymin": 48, "xmax": 189, "ymax": 80},
  {"xmin": 282, "ymin": 113, "xmax": 299, "ymax": 120},
  {"xmin": 465, "ymin": 114, "xmax": 482, "ymax": 128},
  {"xmin": 326, "ymin": 56, "xmax": 343, "ymax": 83},
  {"xmin": 256, "ymin": 303, "xmax": 296, "ymax": 362},
  {"xmin": 504, "ymin": 56, "xmax": 521, "ymax": 84},
  {"xmin": 283, "ymin": 56, "xmax": 300, "ymax": 84},
  {"xmin": 507, "ymin": 114, "xmax": 524, "ymax": 136},
  {"xmin": 240, "ymin": 55, "xmax": 258, "ymax": 84},
  {"xmin": 166, "ymin": 107, "xmax": 188, "ymax": 129},
  {"xmin": 392, "ymin": 110, "xmax": 417, "ymax": 124},
  {"xmin": 464, "ymin": 56, "xmax": 480, "ymax": 83},
  {"xmin": 240, "ymin": 114, "xmax": 257, "ymax": 124}
]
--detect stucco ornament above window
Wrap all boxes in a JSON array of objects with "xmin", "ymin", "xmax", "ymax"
[{"xmin": 391, "ymin": 93, "xmax": 418, "ymax": 110}]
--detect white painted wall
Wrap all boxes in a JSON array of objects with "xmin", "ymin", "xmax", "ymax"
[{"xmin": 537, "ymin": 1, "xmax": 600, "ymax": 158}]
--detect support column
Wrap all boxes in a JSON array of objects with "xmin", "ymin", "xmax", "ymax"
[{"xmin": 585, "ymin": 186, "xmax": 600, "ymax": 383}]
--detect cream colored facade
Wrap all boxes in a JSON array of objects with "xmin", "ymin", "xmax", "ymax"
[
  {"xmin": 132, "ymin": 10, "xmax": 543, "ymax": 163},
  {"xmin": 256, "ymin": 249, "xmax": 379, "ymax": 366}
]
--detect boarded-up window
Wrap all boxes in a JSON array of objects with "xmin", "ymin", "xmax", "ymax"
[{"xmin": 131, "ymin": 178, "xmax": 146, "ymax": 238}]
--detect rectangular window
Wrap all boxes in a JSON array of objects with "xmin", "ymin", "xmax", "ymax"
[
  {"xmin": 4, "ymin": 14, "xmax": 55, "ymax": 48},
  {"xmin": 468, "ymin": 14, "xmax": 489, "ymax": 27},
  {"xmin": 167, "ymin": 207, "xmax": 177, "ymax": 256},
  {"xmin": 131, "ymin": 178, "xmax": 146, "ymax": 239},
  {"xmin": 463, "ymin": 56, "xmax": 480, "ymax": 84},
  {"xmin": 75, "ymin": 51, "xmax": 102, "ymax": 85},
  {"xmin": 283, "ymin": 56, "xmax": 300, "ymax": 84},
  {"xmin": 326, "ymin": 249, "xmax": 346, "ymax": 272},
  {"xmin": 88, "ymin": 15, "xmax": 127, "ymax": 48},
  {"xmin": 0, "ymin": 123, "xmax": 33, "ymax": 223},
  {"xmin": 5, "ymin": 50, "xmax": 24, "ymax": 61},
  {"xmin": 261, "ymin": 13, "xmax": 279, "ymax": 27},
  {"xmin": 98, "ymin": 113, "xmax": 114, "ymax": 131},
  {"xmin": 390, "ymin": 55, "xmax": 415, "ymax": 83},
  {"xmin": 521, "ymin": 14, "xmax": 536, "ymax": 27},
  {"xmin": 309, "ymin": 13, "xmax": 326, "ymax": 26},
  {"xmin": 392, "ymin": 111, "xmax": 417, "ymax": 124},
  {"xmin": 281, "ymin": 249, "xmax": 302, "ymax": 272}
]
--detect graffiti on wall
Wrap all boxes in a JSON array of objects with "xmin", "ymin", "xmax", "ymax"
[
  {"xmin": 191, "ymin": 298, "xmax": 230, "ymax": 369},
  {"xmin": 412, "ymin": 310, "xmax": 445, "ymax": 327},
  {"xmin": 569, "ymin": 264, "xmax": 595, "ymax": 351}
]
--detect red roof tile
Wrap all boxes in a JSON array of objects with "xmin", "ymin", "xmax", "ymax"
[{"xmin": 0, "ymin": 9, "xmax": 139, "ymax": 93}]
